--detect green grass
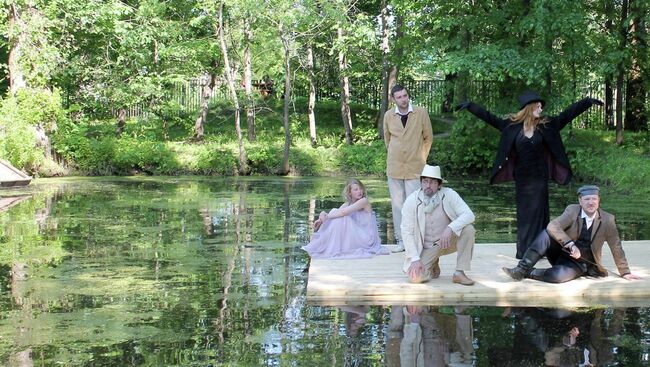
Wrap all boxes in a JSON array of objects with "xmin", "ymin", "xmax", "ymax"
[{"xmin": 52, "ymin": 97, "xmax": 650, "ymax": 195}]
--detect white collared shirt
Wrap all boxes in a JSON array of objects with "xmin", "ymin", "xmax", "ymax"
[
  {"xmin": 394, "ymin": 102, "xmax": 413, "ymax": 116},
  {"xmin": 581, "ymin": 210, "xmax": 597, "ymax": 229}
]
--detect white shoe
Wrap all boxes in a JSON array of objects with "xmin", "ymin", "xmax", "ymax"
[{"xmin": 391, "ymin": 242, "xmax": 405, "ymax": 253}]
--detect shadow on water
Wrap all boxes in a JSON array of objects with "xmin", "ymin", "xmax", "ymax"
[{"xmin": 0, "ymin": 176, "xmax": 648, "ymax": 366}]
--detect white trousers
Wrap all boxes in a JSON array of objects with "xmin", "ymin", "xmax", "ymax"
[{"xmin": 388, "ymin": 177, "xmax": 420, "ymax": 243}]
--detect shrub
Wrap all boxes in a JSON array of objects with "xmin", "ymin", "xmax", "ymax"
[
  {"xmin": 338, "ymin": 140, "xmax": 386, "ymax": 175},
  {"xmin": 0, "ymin": 89, "xmax": 66, "ymax": 171},
  {"xmin": 194, "ymin": 144, "xmax": 238, "ymax": 175},
  {"xmin": 247, "ymin": 142, "xmax": 283, "ymax": 174},
  {"xmin": 435, "ymin": 114, "xmax": 498, "ymax": 175}
]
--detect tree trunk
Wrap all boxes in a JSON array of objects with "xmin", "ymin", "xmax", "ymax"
[
  {"xmin": 378, "ymin": 0, "xmax": 390, "ymax": 138},
  {"xmin": 616, "ymin": 0, "xmax": 629, "ymax": 143},
  {"xmin": 624, "ymin": 1, "xmax": 648, "ymax": 131},
  {"xmin": 337, "ymin": 26, "xmax": 353, "ymax": 145},
  {"xmin": 604, "ymin": 0, "xmax": 615, "ymax": 129},
  {"xmin": 218, "ymin": 1, "xmax": 248, "ymax": 174},
  {"xmin": 193, "ymin": 73, "xmax": 212, "ymax": 140},
  {"xmin": 7, "ymin": 3, "xmax": 26, "ymax": 94},
  {"xmin": 280, "ymin": 26, "xmax": 292, "ymax": 175},
  {"xmin": 442, "ymin": 73, "xmax": 456, "ymax": 112},
  {"xmin": 307, "ymin": 45, "xmax": 317, "ymax": 147},
  {"xmin": 389, "ymin": 14, "xmax": 403, "ymax": 92},
  {"xmin": 605, "ymin": 80, "xmax": 614, "ymax": 129},
  {"xmin": 116, "ymin": 108, "xmax": 126, "ymax": 137},
  {"xmin": 243, "ymin": 17, "xmax": 256, "ymax": 141}
]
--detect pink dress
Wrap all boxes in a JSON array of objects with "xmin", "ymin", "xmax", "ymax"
[{"xmin": 302, "ymin": 209, "xmax": 389, "ymax": 259}]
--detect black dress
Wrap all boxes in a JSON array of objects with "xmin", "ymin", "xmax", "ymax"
[
  {"xmin": 514, "ymin": 131, "xmax": 549, "ymax": 258},
  {"xmin": 464, "ymin": 98, "xmax": 598, "ymax": 259}
]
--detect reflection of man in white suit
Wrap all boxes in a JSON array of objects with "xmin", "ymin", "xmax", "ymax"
[{"xmin": 398, "ymin": 306, "xmax": 474, "ymax": 367}]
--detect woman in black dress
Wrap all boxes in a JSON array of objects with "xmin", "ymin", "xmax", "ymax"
[{"xmin": 457, "ymin": 91, "xmax": 603, "ymax": 258}]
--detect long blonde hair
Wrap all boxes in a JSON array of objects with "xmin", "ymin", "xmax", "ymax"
[
  {"xmin": 343, "ymin": 178, "xmax": 367, "ymax": 203},
  {"xmin": 509, "ymin": 103, "xmax": 548, "ymax": 131}
]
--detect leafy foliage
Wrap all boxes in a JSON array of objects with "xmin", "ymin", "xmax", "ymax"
[
  {"xmin": 0, "ymin": 88, "xmax": 68, "ymax": 174},
  {"xmin": 435, "ymin": 114, "xmax": 499, "ymax": 176}
]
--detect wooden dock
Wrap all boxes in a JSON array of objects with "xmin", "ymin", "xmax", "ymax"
[
  {"xmin": 306, "ymin": 241, "xmax": 650, "ymax": 307},
  {"xmin": 0, "ymin": 158, "xmax": 31, "ymax": 187}
]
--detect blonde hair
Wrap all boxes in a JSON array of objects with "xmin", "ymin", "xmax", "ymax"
[
  {"xmin": 343, "ymin": 178, "xmax": 367, "ymax": 203},
  {"xmin": 508, "ymin": 103, "xmax": 548, "ymax": 131}
]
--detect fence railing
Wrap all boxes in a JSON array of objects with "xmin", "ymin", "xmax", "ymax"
[{"xmin": 68, "ymin": 77, "xmax": 620, "ymax": 128}]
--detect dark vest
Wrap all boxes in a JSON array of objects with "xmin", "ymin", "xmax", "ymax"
[{"xmin": 575, "ymin": 219, "xmax": 596, "ymax": 269}]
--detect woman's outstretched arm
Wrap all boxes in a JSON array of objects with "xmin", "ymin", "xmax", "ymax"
[{"xmin": 457, "ymin": 102, "xmax": 509, "ymax": 131}]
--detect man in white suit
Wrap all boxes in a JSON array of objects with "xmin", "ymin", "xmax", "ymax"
[{"xmin": 401, "ymin": 165, "xmax": 476, "ymax": 285}]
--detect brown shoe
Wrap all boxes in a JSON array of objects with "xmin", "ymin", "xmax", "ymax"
[
  {"xmin": 452, "ymin": 271, "xmax": 475, "ymax": 286},
  {"xmin": 431, "ymin": 259, "xmax": 441, "ymax": 279}
]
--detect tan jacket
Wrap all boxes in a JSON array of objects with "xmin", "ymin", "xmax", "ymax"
[
  {"xmin": 546, "ymin": 204, "xmax": 631, "ymax": 276},
  {"xmin": 383, "ymin": 106, "xmax": 433, "ymax": 179}
]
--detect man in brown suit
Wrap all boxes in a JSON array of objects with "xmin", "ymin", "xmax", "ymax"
[
  {"xmin": 503, "ymin": 185, "xmax": 641, "ymax": 283},
  {"xmin": 384, "ymin": 85, "xmax": 433, "ymax": 252}
]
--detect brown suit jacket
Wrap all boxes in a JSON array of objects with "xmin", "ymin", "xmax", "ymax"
[{"xmin": 546, "ymin": 204, "xmax": 631, "ymax": 277}]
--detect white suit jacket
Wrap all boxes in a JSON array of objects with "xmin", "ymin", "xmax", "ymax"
[{"xmin": 401, "ymin": 187, "xmax": 475, "ymax": 272}]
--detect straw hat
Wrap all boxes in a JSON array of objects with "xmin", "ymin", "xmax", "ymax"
[{"xmin": 420, "ymin": 165, "xmax": 446, "ymax": 182}]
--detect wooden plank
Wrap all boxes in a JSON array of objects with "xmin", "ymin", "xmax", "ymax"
[{"xmin": 306, "ymin": 241, "xmax": 650, "ymax": 307}]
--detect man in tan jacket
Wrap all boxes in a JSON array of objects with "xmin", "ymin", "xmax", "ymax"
[
  {"xmin": 503, "ymin": 185, "xmax": 641, "ymax": 283},
  {"xmin": 384, "ymin": 85, "xmax": 433, "ymax": 252}
]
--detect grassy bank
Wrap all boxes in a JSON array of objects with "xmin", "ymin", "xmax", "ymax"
[{"xmin": 49, "ymin": 98, "xmax": 650, "ymax": 195}]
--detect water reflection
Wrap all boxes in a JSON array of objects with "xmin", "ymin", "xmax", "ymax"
[
  {"xmin": 385, "ymin": 305, "xmax": 474, "ymax": 366},
  {"xmin": 0, "ymin": 177, "xmax": 649, "ymax": 366},
  {"xmin": 487, "ymin": 307, "xmax": 639, "ymax": 367}
]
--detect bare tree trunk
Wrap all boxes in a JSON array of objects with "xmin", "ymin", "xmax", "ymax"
[
  {"xmin": 624, "ymin": 1, "xmax": 648, "ymax": 131},
  {"xmin": 387, "ymin": 14, "xmax": 404, "ymax": 94},
  {"xmin": 616, "ymin": 0, "xmax": 629, "ymax": 144},
  {"xmin": 7, "ymin": 3, "xmax": 26, "ymax": 94},
  {"xmin": 280, "ymin": 25, "xmax": 292, "ymax": 175},
  {"xmin": 116, "ymin": 108, "xmax": 126, "ymax": 137},
  {"xmin": 378, "ymin": 0, "xmax": 390, "ymax": 138},
  {"xmin": 337, "ymin": 26, "xmax": 353, "ymax": 145},
  {"xmin": 307, "ymin": 45, "xmax": 317, "ymax": 146},
  {"xmin": 193, "ymin": 73, "xmax": 212, "ymax": 140},
  {"xmin": 218, "ymin": 1, "xmax": 248, "ymax": 174},
  {"xmin": 243, "ymin": 17, "xmax": 256, "ymax": 141},
  {"xmin": 605, "ymin": 0, "xmax": 615, "ymax": 129}
]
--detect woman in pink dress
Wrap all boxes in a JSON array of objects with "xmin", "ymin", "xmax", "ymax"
[{"xmin": 302, "ymin": 179, "xmax": 389, "ymax": 259}]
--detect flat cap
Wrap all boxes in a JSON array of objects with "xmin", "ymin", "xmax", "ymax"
[{"xmin": 577, "ymin": 185, "xmax": 600, "ymax": 196}]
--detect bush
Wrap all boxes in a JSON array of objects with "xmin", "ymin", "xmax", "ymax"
[
  {"xmin": 0, "ymin": 88, "xmax": 69, "ymax": 175},
  {"xmin": 338, "ymin": 140, "xmax": 386, "ymax": 175},
  {"xmin": 247, "ymin": 142, "xmax": 283, "ymax": 174},
  {"xmin": 435, "ymin": 114, "xmax": 498, "ymax": 175}
]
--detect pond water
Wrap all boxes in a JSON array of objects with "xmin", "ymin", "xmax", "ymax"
[{"xmin": 0, "ymin": 176, "xmax": 649, "ymax": 366}]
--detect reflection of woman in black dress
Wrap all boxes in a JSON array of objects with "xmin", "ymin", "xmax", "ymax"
[{"xmin": 457, "ymin": 91, "xmax": 603, "ymax": 258}]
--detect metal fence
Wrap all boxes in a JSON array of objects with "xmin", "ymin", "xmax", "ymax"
[{"xmin": 70, "ymin": 77, "xmax": 619, "ymax": 128}]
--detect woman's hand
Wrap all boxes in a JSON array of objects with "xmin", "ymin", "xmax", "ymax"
[
  {"xmin": 589, "ymin": 98, "xmax": 604, "ymax": 106},
  {"xmin": 455, "ymin": 101, "xmax": 470, "ymax": 111}
]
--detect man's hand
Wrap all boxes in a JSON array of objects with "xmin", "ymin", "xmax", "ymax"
[
  {"xmin": 439, "ymin": 227, "xmax": 454, "ymax": 249},
  {"xmin": 569, "ymin": 245, "xmax": 581, "ymax": 259},
  {"xmin": 407, "ymin": 260, "xmax": 424, "ymax": 281},
  {"xmin": 455, "ymin": 101, "xmax": 470, "ymax": 111},
  {"xmin": 623, "ymin": 273, "xmax": 641, "ymax": 280},
  {"xmin": 589, "ymin": 98, "xmax": 604, "ymax": 106}
]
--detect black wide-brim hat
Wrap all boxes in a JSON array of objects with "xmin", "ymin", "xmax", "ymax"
[{"xmin": 518, "ymin": 90, "xmax": 545, "ymax": 110}]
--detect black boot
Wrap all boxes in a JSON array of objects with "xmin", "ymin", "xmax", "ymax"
[
  {"xmin": 502, "ymin": 249, "xmax": 542, "ymax": 281},
  {"xmin": 527, "ymin": 268, "xmax": 545, "ymax": 281}
]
